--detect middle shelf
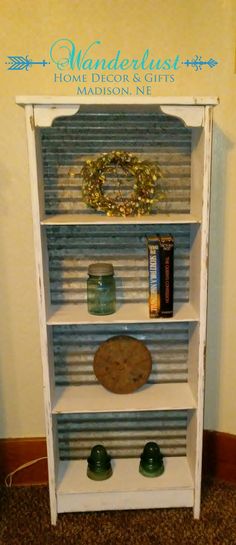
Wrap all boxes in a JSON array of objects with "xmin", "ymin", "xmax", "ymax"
[
  {"xmin": 47, "ymin": 301, "xmax": 199, "ymax": 325},
  {"xmin": 52, "ymin": 382, "xmax": 196, "ymax": 414}
]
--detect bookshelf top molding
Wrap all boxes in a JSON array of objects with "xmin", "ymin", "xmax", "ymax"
[
  {"xmin": 16, "ymin": 96, "xmax": 219, "ymax": 127},
  {"xmin": 16, "ymin": 95, "xmax": 219, "ymax": 106}
]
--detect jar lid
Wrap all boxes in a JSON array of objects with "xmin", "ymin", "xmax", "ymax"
[{"xmin": 88, "ymin": 263, "xmax": 114, "ymax": 276}]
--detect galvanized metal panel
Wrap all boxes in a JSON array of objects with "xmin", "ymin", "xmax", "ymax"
[
  {"xmin": 41, "ymin": 108, "xmax": 191, "ymax": 216},
  {"xmin": 57, "ymin": 410, "xmax": 188, "ymax": 459},
  {"xmin": 46, "ymin": 223, "xmax": 190, "ymax": 305},
  {"xmin": 41, "ymin": 109, "xmax": 192, "ymax": 472},
  {"xmin": 53, "ymin": 322, "xmax": 189, "ymax": 386}
]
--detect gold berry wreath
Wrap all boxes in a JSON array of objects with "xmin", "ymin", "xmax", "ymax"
[{"xmin": 81, "ymin": 150, "xmax": 162, "ymax": 217}]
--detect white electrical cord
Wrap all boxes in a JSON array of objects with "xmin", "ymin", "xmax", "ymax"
[{"xmin": 5, "ymin": 457, "xmax": 47, "ymax": 487}]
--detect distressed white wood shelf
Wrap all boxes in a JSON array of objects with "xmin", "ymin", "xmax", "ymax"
[
  {"xmin": 41, "ymin": 213, "xmax": 201, "ymax": 226},
  {"xmin": 52, "ymin": 383, "xmax": 197, "ymax": 414},
  {"xmin": 16, "ymin": 95, "xmax": 219, "ymax": 105},
  {"xmin": 47, "ymin": 302, "xmax": 199, "ymax": 325},
  {"xmin": 17, "ymin": 95, "xmax": 217, "ymax": 524},
  {"xmin": 57, "ymin": 457, "xmax": 194, "ymax": 513}
]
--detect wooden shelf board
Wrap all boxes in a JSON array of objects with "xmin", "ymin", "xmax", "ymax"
[
  {"xmin": 52, "ymin": 382, "xmax": 196, "ymax": 414},
  {"xmin": 41, "ymin": 213, "xmax": 201, "ymax": 226},
  {"xmin": 16, "ymin": 95, "xmax": 219, "ymax": 106},
  {"xmin": 47, "ymin": 302, "xmax": 199, "ymax": 326},
  {"xmin": 57, "ymin": 456, "xmax": 194, "ymax": 513}
]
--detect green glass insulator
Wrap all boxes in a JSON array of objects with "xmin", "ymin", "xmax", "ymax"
[
  {"xmin": 139, "ymin": 441, "xmax": 164, "ymax": 478},
  {"xmin": 87, "ymin": 445, "xmax": 113, "ymax": 481}
]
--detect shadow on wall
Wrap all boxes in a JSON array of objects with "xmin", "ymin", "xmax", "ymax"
[
  {"xmin": 205, "ymin": 121, "xmax": 233, "ymax": 430},
  {"xmin": 0, "ymin": 160, "xmax": 16, "ymax": 440}
]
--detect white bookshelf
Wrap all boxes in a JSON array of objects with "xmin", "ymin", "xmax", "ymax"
[{"xmin": 17, "ymin": 95, "xmax": 217, "ymax": 524}]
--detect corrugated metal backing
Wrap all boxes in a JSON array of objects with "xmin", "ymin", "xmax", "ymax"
[
  {"xmin": 57, "ymin": 410, "xmax": 188, "ymax": 459},
  {"xmin": 53, "ymin": 322, "xmax": 189, "ymax": 386},
  {"xmin": 47, "ymin": 223, "xmax": 190, "ymax": 305},
  {"xmin": 41, "ymin": 107, "xmax": 192, "ymax": 464},
  {"xmin": 41, "ymin": 108, "xmax": 191, "ymax": 216}
]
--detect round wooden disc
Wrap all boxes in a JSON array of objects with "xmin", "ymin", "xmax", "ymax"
[{"xmin": 93, "ymin": 335, "xmax": 152, "ymax": 394}]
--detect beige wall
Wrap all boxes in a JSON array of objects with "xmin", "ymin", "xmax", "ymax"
[{"xmin": 0, "ymin": 0, "xmax": 235, "ymax": 437}]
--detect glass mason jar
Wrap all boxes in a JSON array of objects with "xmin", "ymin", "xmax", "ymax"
[{"xmin": 87, "ymin": 263, "xmax": 116, "ymax": 315}]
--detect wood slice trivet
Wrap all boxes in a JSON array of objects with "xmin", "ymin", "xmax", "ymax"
[{"xmin": 93, "ymin": 335, "xmax": 152, "ymax": 394}]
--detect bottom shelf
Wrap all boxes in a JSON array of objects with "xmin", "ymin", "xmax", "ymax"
[{"xmin": 57, "ymin": 456, "xmax": 194, "ymax": 513}]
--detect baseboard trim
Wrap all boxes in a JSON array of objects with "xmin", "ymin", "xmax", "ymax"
[
  {"xmin": 203, "ymin": 430, "xmax": 236, "ymax": 483},
  {"xmin": 0, "ymin": 431, "xmax": 235, "ymax": 486},
  {"xmin": 0, "ymin": 437, "xmax": 48, "ymax": 485}
]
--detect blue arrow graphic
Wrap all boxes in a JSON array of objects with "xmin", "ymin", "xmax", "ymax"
[
  {"xmin": 182, "ymin": 55, "xmax": 218, "ymax": 71},
  {"xmin": 5, "ymin": 55, "xmax": 50, "ymax": 71}
]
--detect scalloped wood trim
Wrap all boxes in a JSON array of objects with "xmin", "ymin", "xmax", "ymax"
[
  {"xmin": 34, "ymin": 105, "xmax": 80, "ymax": 127},
  {"xmin": 160, "ymin": 105, "xmax": 204, "ymax": 127}
]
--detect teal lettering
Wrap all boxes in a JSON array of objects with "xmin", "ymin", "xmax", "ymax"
[
  {"xmin": 77, "ymin": 40, "xmax": 101, "ymax": 69},
  {"xmin": 54, "ymin": 73, "xmax": 63, "ymax": 82},
  {"xmin": 77, "ymin": 86, "xmax": 87, "ymax": 95},
  {"xmin": 93, "ymin": 58, "xmax": 108, "ymax": 69},
  {"xmin": 50, "ymin": 39, "xmax": 181, "ymax": 73},
  {"xmin": 119, "ymin": 58, "xmax": 130, "ymax": 70},
  {"xmin": 173, "ymin": 55, "xmax": 181, "ymax": 70},
  {"xmin": 106, "ymin": 50, "xmax": 121, "ymax": 69},
  {"xmin": 136, "ymin": 85, "xmax": 151, "ymax": 95},
  {"xmin": 50, "ymin": 38, "xmax": 76, "ymax": 70},
  {"xmin": 130, "ymin": 59, "xmax": 139, "ymax": 70},
  {"xmin": 140, "ymin": 49, "xmax": 150, "ymax": 69},
  {"xmin": 76, "ymin": 86, "xmax": 130, "ymax": 95},
  {"xmin": 154, "ymin": 60, "xmax": 162, "ymax": 69},
  {"xmin": 161, "ymin": 59, "xmax": 171, "ymax": 70},
  {"xmin": 82, "ymin": 59, "xmax": 94, "ymax": 70}
]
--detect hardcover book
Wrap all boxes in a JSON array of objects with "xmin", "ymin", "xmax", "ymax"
[
  {"xmin": 147, "ymin": 235, "xmax": 161, "ymax": 318},
  {"xmin": 147, "ymin": 234, "xmax": 174, "ymax": 318},
  {"xmin": 159, "ymin": 234, "xmax": 174, "ymax": 317}
]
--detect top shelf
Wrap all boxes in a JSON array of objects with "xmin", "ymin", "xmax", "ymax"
[
  {"xmin": 41, "ymin": 213, "xmax": 201, "ymax": 226},
  {"xmin": 16, "ymin": 95, "xmax": 219, "ymax": 106}
]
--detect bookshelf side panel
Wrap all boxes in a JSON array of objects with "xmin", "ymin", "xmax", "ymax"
[{"xmin": 24, "ymin": 104, "xmax": 58, "ymax": 524}]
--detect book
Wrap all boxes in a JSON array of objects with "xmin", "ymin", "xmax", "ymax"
[
  {"xmin": 147, "ymin": 235, "xmax": 161, "ymax": 318},
  {"xmin": 147, "ymin": 234, "xmax": 174, "ymax": 318},
  {"xmin": 159, "ymin": 234, "xmax": 174, "ymax": 317}
]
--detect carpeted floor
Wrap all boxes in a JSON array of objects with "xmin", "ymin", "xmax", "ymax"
[{"xmin": 0, "ymin": 479, "xmax": 236, "ymax": 545}]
